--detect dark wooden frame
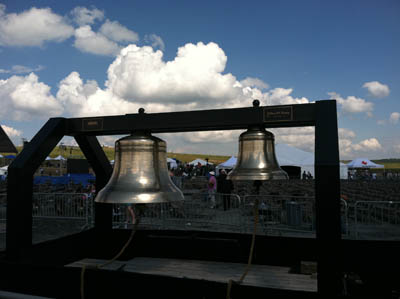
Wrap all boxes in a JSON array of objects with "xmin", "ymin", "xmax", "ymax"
[{"xmin": 5, "ymin": 100, "xmax": 343, "ymax": 296}]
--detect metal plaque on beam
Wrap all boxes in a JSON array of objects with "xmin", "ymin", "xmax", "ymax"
[
  {"xmin": 82, "ymin": 118, "xmax": 104, "ymax": 131},
  {"xmin": 263, "ymin": 106, "xmax": 293, "ymax": 122}
]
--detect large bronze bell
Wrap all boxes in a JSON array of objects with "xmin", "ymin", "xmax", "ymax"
[
  {"xmin": 227, "ymin": 127, "xmax": 288, "ymax": 181},
  {"xmin": 95, "ymin": 132, "xmax": 184, "ymax": 204}
]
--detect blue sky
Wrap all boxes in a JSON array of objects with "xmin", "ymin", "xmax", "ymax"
[{"xmin": 0, "ymin": 0, "xmax": 399, "ymax": 159}]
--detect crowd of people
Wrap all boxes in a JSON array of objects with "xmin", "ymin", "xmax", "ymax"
[
  {"xmin": 168, "ymin": 161, "xmax": 214, "ymax": 178},
  {"xmin": 347, "ymin": 169, "xmax": 400, "ymax": 181},
  {"xmin": 167, "ymin": 161, "xmax": 235, "ymax": 211},
  {"xmin": 302, "ymin": 171, "xmax": 313, "ymax": 180},
  {"xmin": 204, "ymin": 169, "xmax": 235, "ymax": 211}
]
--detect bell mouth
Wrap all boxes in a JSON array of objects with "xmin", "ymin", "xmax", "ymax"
[
  {"xmin": 95, "ymin": 189, "xmax": 184, "ymax": 204},
  {"xmin": 227, "ymin": 169, "xmax": 288, "ymax": 181}
]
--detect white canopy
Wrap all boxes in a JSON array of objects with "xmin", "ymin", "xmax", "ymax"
[
  {"xmin": 215, "ymin": 156, "xmax": 237, "ymax": 174},
  {"xmin": 0, "ymin": 154, "xmax": 3, "ymax": 158},
  {"xmin": 347, "ymin": 158, "xmax": 384, "ymax": 168},
  {"xmin": 215, "ymin": 144, "xmax": 349, "ymax": 179},
  {"xmin": 45, "ymin": 155, "xmax": 66, "ymax": 161},
  {"xmin": 275, "ymin": 144, "xmax": 348, "ymax": 179},
  {"xmin": 167, "ymin": 157, "xmax": 178, "ymax": 169},
  {"xmin": 53, "ymin": 155, "xmax": 66, "ymax": 161},
  {"xmin": 188, "ymin": 158, "xmax": 213, "ymax": 166},
  {"xmin": 0, "ymin": 165, "xmax": 8, "ymax": 176}
]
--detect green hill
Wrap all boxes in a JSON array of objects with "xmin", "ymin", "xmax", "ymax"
[{"xmin": 9, "ymin": 146, "xmax": 229, "ymax": 165}]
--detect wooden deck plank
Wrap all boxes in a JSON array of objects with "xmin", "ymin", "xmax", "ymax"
[{"xmin": 66, "ymin": 257, "xmax": 317, "ymax": 292}]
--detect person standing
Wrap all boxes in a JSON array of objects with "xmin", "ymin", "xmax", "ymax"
[
  {"xmin": 207, "ymin": 171, "xmax": 217, "ymax": 208},
  {"xmin": 217, "ymin": 169, "xmax": 225, "ymax": 209},
  {"xmin": 217, "ymin": 169, "xmax": 234, "ymax": 211}
]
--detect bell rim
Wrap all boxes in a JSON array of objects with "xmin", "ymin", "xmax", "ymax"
[
  {"xmin": 95, "ymin": 189, "xmax": 185, "ymax": 204},
  {"xmin": 227, "ymin": 174, "xmax": 289, "ymax": 180},
  {"xmin": 227, "ymin": 169, "xmax": 288, "ymax": 180}
]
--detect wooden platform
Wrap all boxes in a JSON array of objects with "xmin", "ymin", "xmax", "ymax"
[{"xmin": 67, "ymin": 257, "xmax": 317, "ymax": 293}]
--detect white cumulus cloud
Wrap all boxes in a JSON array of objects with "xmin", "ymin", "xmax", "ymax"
[
  {"xmin": 0, "ymin": 4, "xmax": 74, "ymax": 47},
  {"xmin": 394, "ymin": 144, "xmax": 400, "ymax": 154},
  {"xmin": 362, "ymin": 81, "xmax": 390, "ymax": 98},
  {"xmin": 0, "ymin": 64, "xmax": 45, "ymax": 74},
  {"xmin": 0, "ymin": 73, "xmax": 63, "ymax": 120},
  {"xmin": 389, "ymin": 112, "xmax": 400, "ymax": 124},
  {"xmin": 351, "ymin": 138, "xmax": 382, "ymax": 152},
  {"xmin": 328, "ymin": 92, "xmax": 373, "ymax": 115},
  {"xmin": 180, "ymin": 130, "xmax": 240, "ymax": 144},
  {"xmin": 377, "ymin": 120, "xmax": 386, "ymax": 125},
  {"xmin": 70, "ymin": 6, "xmax": 104, "ymax": 26},
  {"xmin": 105, "ymin": 42, "xmax": 246, "ymax": 108},
  {"xmin": 339, "ymin": 136, "xmax": 382, "ymax": 159},
  {"xmin": 144, "ymin": 34, "xmax": 165, "ymax": 51},
  {"xmin": 271, "ymin": 127, "xmax": 315, "ymax": 153},
  {"xmin": 1, "ymin": 125, "xmax": 22, "ymax": 137},
  {"xmin": 240, "ymin": 77, "xmax": 269, "ymax": 90},
  {"xmin": 57, "ymin": 71, "xmax": 139, "ymax": 116},
  {"xmin": 100, "ymin": 19, "xmax": 139, "ymax": 43},
  {"xmin": 57, "ymin": 71, "xmax": 99, "ymax": 114},
  {"xmin": 338, "ymin": 128, "xmax": 356, "ymax": 140},
  {"xmin": 265, "ymin": 88, "xmax": 309, "ymax": 106},
  {"xmin": 74, "ymin": 25, "xmax": 121, "ymax": 56},
  {"xmin": 56, "ymin": 42, "xmax": 313, "ymax": 120}
]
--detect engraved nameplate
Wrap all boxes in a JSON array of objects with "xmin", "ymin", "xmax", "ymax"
[
  {"xmin": 82, "ymin": 118, "xmax": 104, "ymax": 131},
  {"xmin": 263, "ymin": 106, "xmax": 293, "ymax": 122}
]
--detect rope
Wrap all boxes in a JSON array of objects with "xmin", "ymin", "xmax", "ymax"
[
  {"xmin": 226, "ymin": 196, "xmax": 259, "ymax": 299},
  {"xmin": 80, "ymin": 217, "xmax": 140, "ymax": 299}
]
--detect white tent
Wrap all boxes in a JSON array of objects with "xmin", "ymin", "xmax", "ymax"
[
  {"xmin": 53, "ymin": 155, "xmax": 66, "ymax": 161},
  {"xmin": 167, "ymin": 157, "xmax": 178, "ymax": 169},
  {"xmin": 215, "ymin": 156, "xmax": 237, "ymax": 174},
  {"xmin": 347, "ymin": 158, "xmax": 384, "ymax": 168},
  {"xmin": 275, "ymin": 144, "xmax": 315, "ymax": 177},
  {"xmin": 188, "ymin": 158, "xmax": 213, "ymax": 166},
  {"xmin": 276, "ymin": 144, "xmax": 348, "ymax": 179},
  {"xmin": 216, "ymin": 144, "xmax": 348, "ymax": 179},
  {"xmin": 0, "ymin": 165, "xmax": 8, "ymax": 176},
  {"xmin": 276, "ymin": 144, "xmax": 312, "ymax": 165},
  {"xmin": 0, "ymin": 154, "xmax": 3, "ymax": 158}
]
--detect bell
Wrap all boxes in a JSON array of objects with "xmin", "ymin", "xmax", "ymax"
[
  {"xmin": 95, "ymin": 132, "xmax": 184, "ymax": 204},
  {"xmin": 227, "ymin": 127, "xmax": 288, "ymax": 181}
]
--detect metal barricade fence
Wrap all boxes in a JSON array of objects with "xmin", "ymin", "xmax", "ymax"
[
  {"xmin": 241, "ymin": 195, "xmax": 349, "ymax": 237},
  {"xmin": 0, "ymin": 192, "xmax": 351, "ymax": 237},
  {"xmin": 32, "ymin": 193, "xmax": 91, "ymax": 228},
  {"xmin": 354, "ymin": 201, "xmax": 400, "ymax": 240},
  {"xmin": 110, "ymin": 191, "xmax": 244, "ymax": 233},
  {"xmin": 0, "ymin": 193, "xmax": 93, "ymax": 233},
  {"xmin": 341, "ymin": 198, "xmax": 349, "ymax": 236},
  {"xmin": 171, "ymin": 176, "xmax": 183, "ymax": 189},
  {"xmin": 241, "ymin": 195, "xmax": 315, "ymax": 236},
  {"xmin": 0, "ymin": 194, "xmax": 6, "ymax": 233}
]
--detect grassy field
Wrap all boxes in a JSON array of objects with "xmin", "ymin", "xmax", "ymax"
[{"xmin": 3, "ymin": 146, "xmax": 399, "ymax": 168}]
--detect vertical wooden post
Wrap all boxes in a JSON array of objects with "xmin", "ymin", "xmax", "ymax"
[{"xmin": 315, "ymin": 100, "xmax": 342, "ymax": 295}]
